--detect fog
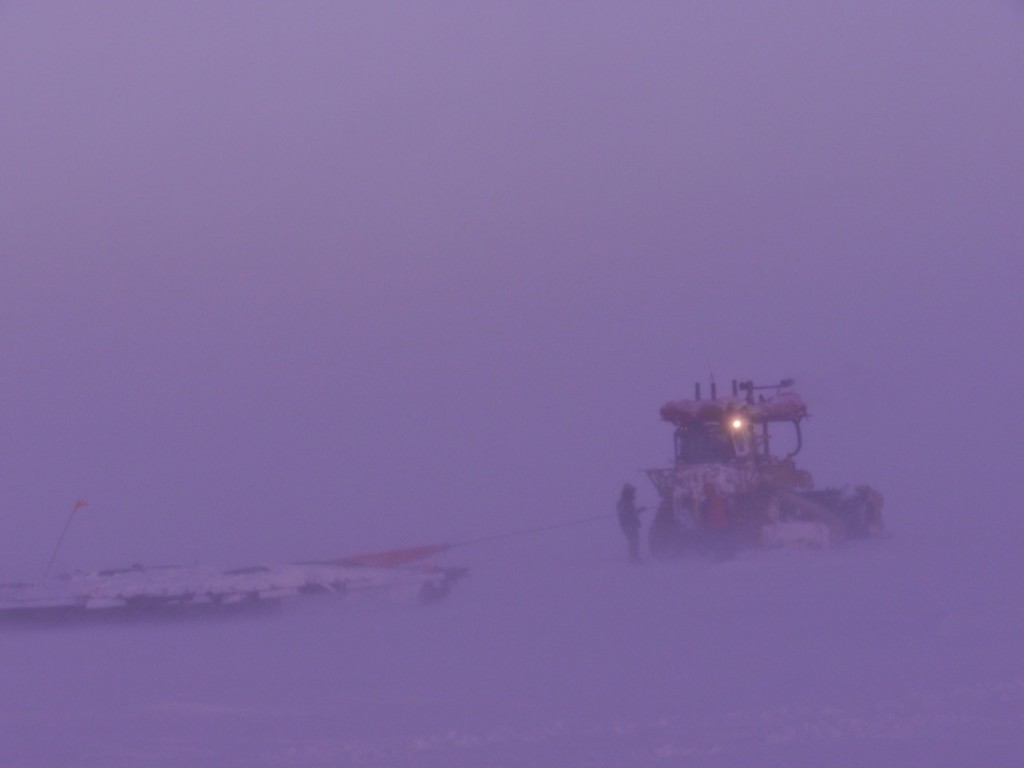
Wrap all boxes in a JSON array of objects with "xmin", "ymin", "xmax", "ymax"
[{"xmin": 2, "ymin": 2, "xmax": 1023, "ymax": 765}]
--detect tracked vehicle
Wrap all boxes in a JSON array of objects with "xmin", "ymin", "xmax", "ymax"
[{"xmin": 645, "ymin": 379, "xmax": 883, "ymax": 557}]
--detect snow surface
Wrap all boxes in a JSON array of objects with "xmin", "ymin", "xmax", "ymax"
[
  {"xmin": 2, "ymin": 3, "xmax": 1022, "ymax": 766},
  {"xmin": 2, "ymin": 526, "xmax": 1021, "ymax": 768}
]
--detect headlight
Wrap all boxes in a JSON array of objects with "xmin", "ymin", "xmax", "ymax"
[{"xmin": 728, "ymin": 416, "xmax": 746, "ymax": 432}]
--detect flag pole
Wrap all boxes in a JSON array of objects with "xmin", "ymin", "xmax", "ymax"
[{"xmin": 44, "ymin": 500, "xmax": 88, "ymax": 578}]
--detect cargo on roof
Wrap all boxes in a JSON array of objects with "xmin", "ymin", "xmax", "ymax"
[{"xmin": 659, "ymin": 392, "xmax": 807, "ymax": 427}]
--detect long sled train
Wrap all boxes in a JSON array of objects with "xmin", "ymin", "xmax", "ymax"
[{"xmin": 0, "ymin": 547, "xmax": 464, "ymax": 624}]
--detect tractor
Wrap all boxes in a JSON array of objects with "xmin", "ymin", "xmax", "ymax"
[{"xmin": 644, "ymin": 379, "xmax": 883, "ymax": 558}]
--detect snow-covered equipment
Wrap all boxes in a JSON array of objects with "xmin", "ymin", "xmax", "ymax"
[
  {"xmin": 0, "ymin": 547, "xmax": 465, "ymax": 624},
  {"xmin": 644, "ymin": 379, "xmax": 884, "ymax": 557}
]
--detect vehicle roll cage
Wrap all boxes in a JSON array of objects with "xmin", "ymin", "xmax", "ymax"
[{"xmin": 663, "ymin": 379, "xmax": 805, "ymax": 463}]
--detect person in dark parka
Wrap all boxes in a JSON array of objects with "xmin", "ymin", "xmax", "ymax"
[
  {"xmin": 617, "ymin": 483, "xmax": 643, "ymax": 563},
  {"xmin": 702, "ymin": 482, "xmax": 735, "ymax": 560}
]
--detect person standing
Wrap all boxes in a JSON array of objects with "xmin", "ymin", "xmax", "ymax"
[
  {"xmin": 617, "ymin": 483, "xmax": 643, "ymax": 563},
  {"xmin": 702, "ymin": 482, "xmax": 735, "ymax": 560}
]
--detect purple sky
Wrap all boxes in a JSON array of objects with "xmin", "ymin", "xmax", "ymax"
[{"xmin": 2, "ymin": 2, "xmax": 1023, "ymax": 576}]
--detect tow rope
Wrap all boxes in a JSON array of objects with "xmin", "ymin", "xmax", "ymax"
[
  {"xmin": 450, "ymin": 513, "xmax": 617, "ymax": 548},
  {"xmin": 335, "ymin": 513, "xmax": 617, "ymax": 567}
]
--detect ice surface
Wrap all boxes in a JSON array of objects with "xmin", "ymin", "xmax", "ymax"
[{"xmin": 2, "ymin": 528, "xmax": 1021, "ymax": 767}]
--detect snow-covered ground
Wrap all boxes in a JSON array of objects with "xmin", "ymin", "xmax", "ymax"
[
  {"xmin": 3, "ymin": 524, "xmax": 1021, "ymax": 767},
  {"xmin": 2, "ymin": 3, "xmax": 1022, "ymax": 766}
]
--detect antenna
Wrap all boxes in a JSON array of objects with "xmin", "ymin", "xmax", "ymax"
[{"xmin": 697, "ymin": 325, "xmax": 718, "ymax": 396}]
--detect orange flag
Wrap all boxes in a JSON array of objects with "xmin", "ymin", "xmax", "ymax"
[{"xmin": 44, "ymin": 500, "xmax": 91, "ymax": 576}]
